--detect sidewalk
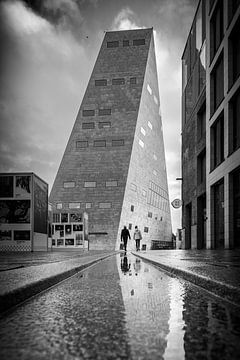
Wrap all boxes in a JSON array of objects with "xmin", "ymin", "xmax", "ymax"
[
  {"xmin": 0, "ymin": 250, "xmax": 117, "ymax": 315},
  {"xmin": 132, "ymin": 249, "xmax": 240, "ymax": 305}
]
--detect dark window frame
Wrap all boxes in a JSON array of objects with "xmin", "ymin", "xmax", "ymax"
[
  {"xmin": 82, "ymin": 109, "xmax": 95, "ymax": 117},
  {"xmin": 107, "ymin": 41, "xmax": 119, "ymax": 48},
  {"xmin": 133, "ymin": 39, "xmax": 145, "ymax": 46},
  {"xmin": 82, "ymin": 122, "xmax": 95, "ymax": 129},
  {"xmin": 95, "ymin": 79, "xmax": 107, "ymax": 86}
]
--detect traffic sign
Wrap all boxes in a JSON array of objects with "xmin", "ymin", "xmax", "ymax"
[{"xmin": 171, "ymin": 199, "xmax": 182, "ymax": 208}]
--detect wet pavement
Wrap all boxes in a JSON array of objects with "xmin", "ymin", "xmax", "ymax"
[
  {"xmin": 133, "ymin": 249, "xmax": 240, "ymax": 304},
  {"xmin": 0, "ymin": 253, "xmax": 240, "ymax": 359}
]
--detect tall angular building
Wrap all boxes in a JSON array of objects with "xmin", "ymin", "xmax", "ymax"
[{"xmin": 50, "ymin": 28, "xmax": 172, "ymax": 250}]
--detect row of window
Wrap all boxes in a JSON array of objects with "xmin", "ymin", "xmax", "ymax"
[
  {"xmin": 94, "ymin": 77, "xmax": 137, "ymax": 88},
  {"xmin": 107, "ymin": 38, "xmax": 145, "ymax": 48},
  {"xmin": 54, "ymin": 201, "xmax": 111, "ymax": 212},
  {"xmin": 210, "ymin": 87, "xmax": 240, "ymax": 170},
  {"xmin": 82, "ymin": 109, "xmax": 112, "ymax": 117},
  {"xmin": 76, "ymin": 139, "xmax": 124, "ymax": 148},
  {"xmin": 147, "ymin": 84, "xmax": 159, "ymax": 106},
  {"xmin": 82, "ymin": 121, "xmax": 111, "ymax": 129},
  {"xmin": 147, "ymin": 190, "xmax": 170, "ymax": 213},
  {"xmin": 63, "ymin": 180, "xmax": 118, "ymax": 189}
]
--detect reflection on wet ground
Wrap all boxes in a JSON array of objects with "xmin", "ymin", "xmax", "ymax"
[{"xmin": 118, "ymin": 252, "xmax": 240, "ymax": 360}]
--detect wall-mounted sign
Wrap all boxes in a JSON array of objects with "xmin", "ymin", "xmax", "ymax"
[{"xmin": 171, "ymin": 199, "xmax": 183, "ymax": 209}]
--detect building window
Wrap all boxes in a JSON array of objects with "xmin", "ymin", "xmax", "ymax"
[
  {"xmin": 86, "ymin": 202, "xmax": 92, "ymax": 209},
  {"xmin": 99, "ymin": 109, "xmax": 111, "ymax": 116},
  {"xmin": 210, "ymin": 53, "xmax": 224, "ymax": 115},
  {"xmin": 107, "ymin": 41, "xmax": 119, "ymax": 48},
  {"xmin": 133, "ymin": 39, "xmax": 145, "ymax": 46},
  {"xmin": 63, "ymin": 181, "xmax": 75, "ymax": 188},
  {"xmin": 99, "ymin": 122, "xmax": 111, "ymax": 129},
  {"xmin": 148, "ymin": 212, "xmax": 152, "ymax": 218},
  {"xmin": 123, "ymin": 40, "xmax": 129, "ymax": 47},
  {"xmin": 130, "ymin": 183, "xmax": 137, "ymax": 191},
  {"xmin": 197, "ymin": 104, "xmax": 206, "ymax": 141},
  {"xmin": 112, "ymin": 78, "xmax": 125, "ymax": 85},
  {"xmin": 229, "ymin": 89, "xmax": 240, "ymax": 154},
  {"xmin": 53, "ymin": 213, "xmax": 60, "ymax": 223},
  {"xmin": 94, "ymin": 140, "xmax": 106, "ymax": 147},
  {"xmin": 139, "ymin": 139, "xmax": 144, "ymax": 148},
  {"xmin": 210, "ymin": 0, "xmax": 223, "ymax": 61},
  {"xmin": 69, "ymin": 202, "xmax": 80, "ymax": 209},
  {"xmin": 211, "ymin": 112, "xmax": 224, "ymax": 170},
  {"xmin": 229, "ymin": 18, "xmax": 240, "ymax": 88},
  {"xmin": 56, "ymin": 203, "xmax": 62, "ymax": 210},
  {"xmin": 141, "ymin": 127, "xmax": 146, "ymax": 136},
  {"xmin": 95, "ymin": 79, "xmax": 107, "ymax": 86},
  {"xmin": 147, "ymin": 84, "xmax": 152, "ymax": 95},
  {"xmin": 228, "ymin": 0, "xmax": 240, "ymax": 24},
  {"xmin": 76, "ymin": 141, "xmax": 88, "ymax": 148},
  {"xmin": 144, "ymin": 226, "xmax": 149, "ymax": 233},
  {"xmin": 112, "ymin": 139, "xmax": 124, "ymax": 146},
  {"xmin": 82, "ymin": 122, "xmax": 95, "ymax": 129},
  {"xmin": 148, "ymin": 121, "xmax": 152, "ymax": 130},
  {"xmin": 128, "ymin": 223, "xmax": 132, "ymax": 230},
  {"xmin": 99, "ymin": 202, "xmax": 111, "ymax": 209},
  {"xmin": 82, "ymin": 109, "xmax": 95, "ymax": 117},
  {"xmin": 106, "ymin": 180, "xmax": 118, "ymax": 187},
  {"xmin": 61, "ymin": 213, "xmax": 68, "ymax": 223},
  {"xmin": 197, "ymin": 150, "xmax": 206, "ymax": 185},
  {"xmin": 130, "ymin": 205, "xmax": 134, "ymax": 212},
  {"xmin": 130, "ymin": 77, "xmax": 137, "ymax": 84},
  {"xmin": 84, "ymin": 181, "xmax": 96, "ymax": 188}
]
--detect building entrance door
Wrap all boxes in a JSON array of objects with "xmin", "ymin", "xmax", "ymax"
[
  {"xmin": 197, "ymin": 194, "xmax": 206, "ymax": 249},
  {"xmin": 233, "ymin": 168, "xmax": 240, "ymax": 248},
  {"xmin": 214, "ymin": 179, "xmax": 224, "ymax": 248},
  {"xmin": 185, "ymin": 202, "xmax": 192, "ymax": 249}
]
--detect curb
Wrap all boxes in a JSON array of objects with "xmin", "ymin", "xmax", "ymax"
[
  {"xmin": 133, "ymin": 252, "xmax": 240, "ymax": 306},
  {"xmin": 0, "ymin": 252, "xmax": 116, "ymax": 315}
]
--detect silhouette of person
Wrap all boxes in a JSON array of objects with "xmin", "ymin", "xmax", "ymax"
[{"xmin": 121, "ymin": 225, "xmax": 131, "ymax": 252}]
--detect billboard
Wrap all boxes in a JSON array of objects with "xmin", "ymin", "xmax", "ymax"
[
  {"xmin": 0, "ymin": 176, "xmax": 13, "ymax": 197},
  {"xmin": 34, "ymin": 177, "xmax": 48, "ymax": 234},
  {"xmin": 0, "ymin": 200, "xmax": 30, "ymax": 223},
  {"xmin": 15, "ymin": 176, "xmax": 31, "ymax": 198}
]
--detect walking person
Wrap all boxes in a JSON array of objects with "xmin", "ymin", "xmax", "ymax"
[
  {"xmin": 121, "ymin": 226, "xmax": 131, "ymax": 252},
  {"xmin": 133, "ymin": 226, "xmax": 142, "ymax": 251}
]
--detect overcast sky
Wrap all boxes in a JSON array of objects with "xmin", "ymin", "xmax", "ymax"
[{"xmin": 0, "ymin": 0, "xmax": 198, "ymax": 233}]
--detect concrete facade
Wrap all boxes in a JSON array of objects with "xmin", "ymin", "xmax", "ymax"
[
  {"xmin": 50, "ymin": 28, "xmax": 172, "ymax": 251},
  {"xmin": 182, "ymin": 0, "xmax": 240, "ymax": 249}
]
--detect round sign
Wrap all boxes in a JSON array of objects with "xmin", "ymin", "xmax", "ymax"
[{"xmin": 171, "ymin": 199, "xmax": 182, "ymax": 209}]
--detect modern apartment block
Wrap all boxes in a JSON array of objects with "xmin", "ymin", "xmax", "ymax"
[
  {"xmin": 181, "ymin": 0, "xmax": 240, "ymax": 249},
  {"xmin": 50, "ymin": 28, "xmax": 172, "ymax": 251}
]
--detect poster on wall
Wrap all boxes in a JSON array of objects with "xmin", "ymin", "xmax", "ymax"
[
  {"xmin": 14, "ymin": 230, "xmax": 30, "ymax": 241},
  {"xmin": 0, "ymin": 230, "xmax": 12, "ymax": 241},
  {"xmin": 65, "ymin": 225, "xmax": 72, "ymax": 235},
  {"xmin": 73, "ymin": 224, "xmax": 83, "ymax": 231},
  {"xmin": 0, "ymin": 176, "xmax": 13, "ymax": 198},
  {"xmin": 15, "ymin": 176, "xmax": 31, "ymax": 198},
  {"xmin": 70, "ymin": 213, "xmax": 82, "ymax": 222},
  {"xmin": 75, "ymin": 233, "xmax": 83, "ymax": 245},
  {"xmin": 34, "ymin": 177, "xmax": 48, "ymax": 234},
  {"xmin": 0, "ymin": 200, "xmax": 30, "ymax": 223}
]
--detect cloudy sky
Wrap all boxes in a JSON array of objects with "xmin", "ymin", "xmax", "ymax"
[{"xmin": 0, "ymin": 0, "xmax": 198, "ymax": 232}]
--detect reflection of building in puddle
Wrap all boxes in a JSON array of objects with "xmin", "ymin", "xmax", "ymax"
[
  {"xmin": 182, "ymin": 287, "xmax": 240, "ymax": 359},
  {"xmin": 117, "ymin": 254, "xmax": 172, "ymax": 359},
  {"xmin": 163, "ymin": 279, "xmax": 185, "ymax": 360},
  {"xmin": 133, "ymin": 258, "xmax": 141, "ymax": 275}
]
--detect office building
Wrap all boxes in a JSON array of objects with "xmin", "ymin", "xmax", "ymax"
[{"xmin": 50, "ymin": 28, "xmax": 172, "ymax": 250}]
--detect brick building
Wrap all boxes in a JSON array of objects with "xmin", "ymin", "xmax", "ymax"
[
  {"xmin": 181, "ymin": 0, "xmax": 240, "ymax": 249},
  {"xmin": 50, "ymin": 28, "xmax": 172, "ymax": 250}
]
